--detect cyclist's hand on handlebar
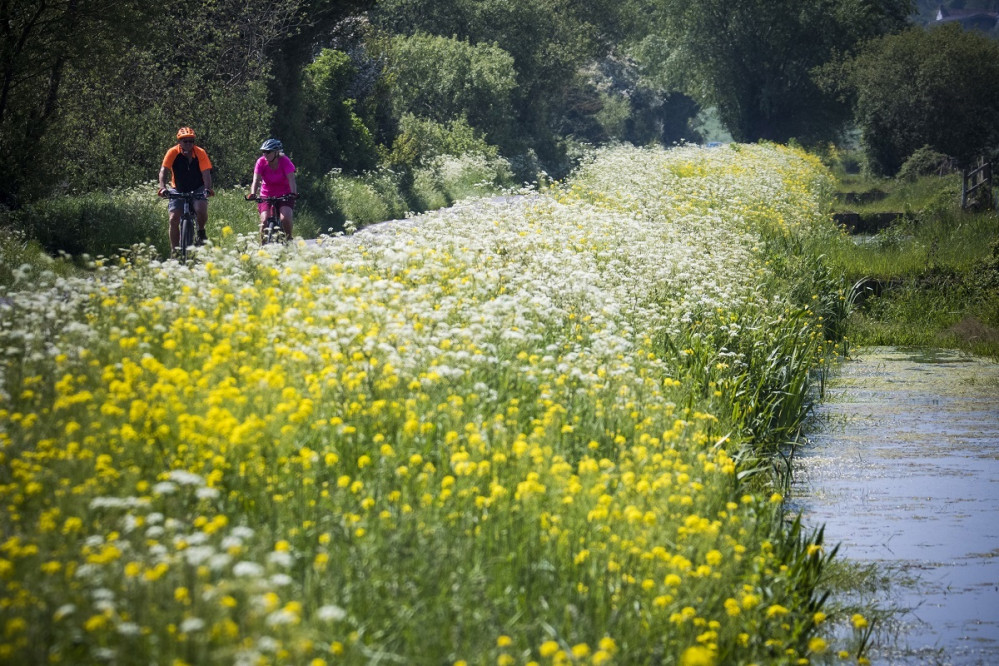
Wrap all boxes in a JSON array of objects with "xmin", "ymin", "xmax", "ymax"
[
  {"xmin": 206, "ymin": 188, "xmax": 215, "ymax": 197},
  {"xmin": 245, "ymin": 193, "xmax": 257, "ymax": 201},
  {"xmin": 290, "ymin": 192, "xmax": 299, "ymax": 199},
  {"xmin": 158, "ymin": 188, "xmax": 167, "ymax": 197}
]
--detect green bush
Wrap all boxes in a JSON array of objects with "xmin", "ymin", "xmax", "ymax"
[
  {"xmin": 381, "ymin": 33, "xmax": 518, "ymax": 150},
  {"xmin": 896, "ymin": 145, "xmax": 954, "ymax": 182},
  {"xmin": 3, "ymin": 187, "xmax": 163, "ymax": 258},
  {"xmin": 0, "ymin": 226, "xmax": 81, "ymax": 288},
  {"xmin": 325, "ymin": 169, "xmax": 410, "ymax": 229},
  {"xmin": 833, "ymin": 25, "xmax": 999, "ymax": 175},
  {"xmin": 408, "ymin": 153, "xmax": 518, "ymax": 212},
  {"xmin": 386, "ymin": 114, "xmax": 499, "ymax": 169},
  {"xmin": 422, "ymin": 153, "xmax": 515, "ymax": 202},
  {"xmin": 300, "ymin": 49, "xmax": 380, "ymax": 175},
  {"xmin": 409, "ymin": 169, "xmax": 450, "ymax": 211}
]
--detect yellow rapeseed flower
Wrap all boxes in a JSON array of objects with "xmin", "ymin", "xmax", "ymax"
[
  {"xmin": 539, "ymin": 640, "xmax": 560, "ymax": 658},
  {"xmin": 808, "ymin": 636, "xmax": 828, "ymax": 653},
  {"xmin": 679, "ymin": 645, "xmax": 715, "ymax": 666}
]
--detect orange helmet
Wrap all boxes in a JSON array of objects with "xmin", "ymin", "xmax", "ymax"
[{"xmin": 176, "ymin": 127, "xmax": 196, "ymax": 140}]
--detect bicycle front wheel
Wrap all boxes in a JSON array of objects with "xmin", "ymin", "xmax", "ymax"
[
  {"xmin": 180, "ymin": 212, "xmax": 195, "ymax": 260},
  {"xmin": 263, "ymin": 218, "xmax": 281, "ymax": 245}
]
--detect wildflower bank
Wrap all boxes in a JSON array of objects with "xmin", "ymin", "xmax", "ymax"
[{"xmin": 0, "ymin": 143, "xmax": 856, "ymax": 665}]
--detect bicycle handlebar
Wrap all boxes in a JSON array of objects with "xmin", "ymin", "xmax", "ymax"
[
  {"xmin": 246, "ymin": 193, "xmax": 298, "ymax": 203},
  {"xmin": 162, "ymin": 188, "xmax": 208, "ymax": 201}
]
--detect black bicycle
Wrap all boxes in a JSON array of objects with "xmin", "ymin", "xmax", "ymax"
[
  {"xmin": 247, "ymin": 193, "xmax": 296, "ymax": 245},
  {"xmin": 163, "ymin": 189, "xmax": 207, "ymax": 261}
]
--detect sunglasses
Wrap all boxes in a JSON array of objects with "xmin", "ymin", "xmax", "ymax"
[{"xmin": 180, "ymin": 139, "xmax": 195, "ymax": 144}]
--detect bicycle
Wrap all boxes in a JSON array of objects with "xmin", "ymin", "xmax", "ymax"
[
  {"xmin": 246, "ymin": 193, "xmax": 296, "ymax": 245},
  {"xmin": 162, "ymin": 189, "xmax": 207, "ymax": 262}
]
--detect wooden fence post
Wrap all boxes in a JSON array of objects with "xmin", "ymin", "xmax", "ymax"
[{"xmin": 962, "ymin": 157, "xmax": 994, "ymax": 210}]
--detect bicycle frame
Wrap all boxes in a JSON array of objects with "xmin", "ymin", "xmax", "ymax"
[
  {"xmin": 249, "ymin": 194, "xmax": 295, "ymax": 245},
  {"xmin": 164, "ymin": 189, "xmax": 206, "ymax": 261}
]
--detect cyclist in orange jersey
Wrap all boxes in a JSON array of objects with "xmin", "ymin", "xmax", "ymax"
[{"xmin": 158, "ymin": 127, "xmax": 214, "ymax": 249}]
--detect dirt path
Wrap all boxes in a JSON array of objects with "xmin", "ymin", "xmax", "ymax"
[{"xmin": 795, "ymin": 347, "xmax": 999, "ymax": 665}]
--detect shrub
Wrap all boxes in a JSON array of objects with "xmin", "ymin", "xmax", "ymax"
[
  {"xmin": 896, "ymin": 145, "xmax": 954, "ymax": 182},
  {"xmin": 0, "ymin": 226, "xmax": 80, "ymax": 288},
  {"xmin": 835, "ymin": 25, "xmax": 999, "ymax": 175},
  {"xmin": 386, "ymin": 114, "xmax": 499, "ymax": 169},
  {"xmin": 325, "ymin": 169, "xmax": 409, "ymax": 229},
  {"xmin": 413, "ymin": 153, "xmax": 515, "ymax": 207},
  {"xmin": 434, "ymin": 153, "xmax": 515, "ymax": 200},
  {"xmin": 3, "ymin": 187, "xmax": 163, "ymax": 258},
  {"xmin": 381, "ymin": 33, "xmax": 518, "ymax": 149},
  {"xmin": 300, "ymin": 49, "xmax": 380, "ymax": 175},
  {"xmin": 409, "ymin": 169, "xmax": 450, "ymax": 212}
]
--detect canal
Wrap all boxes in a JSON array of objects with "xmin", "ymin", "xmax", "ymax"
[{"xmin": 794, "ymin": 347, "xmax": 999, "ymax": 665}]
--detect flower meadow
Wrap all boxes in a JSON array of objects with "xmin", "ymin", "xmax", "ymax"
[{"xmin": 1, "ymin": 143, "xmax": 861, "ymax": 665}]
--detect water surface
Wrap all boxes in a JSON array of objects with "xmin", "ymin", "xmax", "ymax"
[{"xmin": 795, "ymin": 347, "xmax": 999, "ymax": 665}]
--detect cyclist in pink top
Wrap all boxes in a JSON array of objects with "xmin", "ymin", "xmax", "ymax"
[{"xmin": 248, "ymin": 139, "xmax": 298, "ymax": 239}]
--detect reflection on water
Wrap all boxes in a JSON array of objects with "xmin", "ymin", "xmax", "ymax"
[{"xmin": 795, "ymin": 347, "xmax": 999, "ymax": 666}]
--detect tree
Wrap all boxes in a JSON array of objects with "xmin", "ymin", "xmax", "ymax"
[
  {"xmin": 266, "ymin": 1, "xmax": 378, "ymax": 174},
  {"xmin": 1, "ymin": 0, "xmax": 301, "ymax": 203},
  {"xmin": 822, "ymin": 23, "xmax": 999, "ymax": 175},
  {"xmin": 559, "ymin": 55, "xmax": 700, "ymax": 146},
  {"xmin": 0, "ymin": 0, "xmax": 159, "ymax": 204},
  {"xmin": 370, "ymin": 0, "xmax": 627, "ymax": 171},
  {"xmin": 631, "ymin": 0, "xmax": 912, "ymax": 144},
  {"xmin": 379, "ymin": 33, "xmax": 518, "ymax": 150},
  {"xmin": 300, "ymin": 48, "xmax": 379, "ymax": 174}
]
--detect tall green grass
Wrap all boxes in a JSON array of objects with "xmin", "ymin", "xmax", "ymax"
[
  {"xmin": 0, "ymin": 227, "xmax": 80, "ymax": 288},
  {"xmin": 824, "ymin": 209, "xmax": 999, "ymax": 280},
  {"xmin": 810, "ymin": 165, "xmax": 999, "ymax": 358}
]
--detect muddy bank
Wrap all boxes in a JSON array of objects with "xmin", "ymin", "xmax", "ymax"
[{"xmin": 794, "ymin": 347, "xmax": 999, "ymax": 665}]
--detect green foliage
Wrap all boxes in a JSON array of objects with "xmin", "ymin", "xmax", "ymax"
[
  {"xmin": 0, "ymin": 227, "xmax": 80, "ymax": 288},
  {"xmin": 299, "ymin": 49, "xmax": 379, "ymax": 175},
  {"xmin": 823, "ymin": 174, "xmax": 987, "ymax": 277},
  {"xmin": 0, "ymin": 1, "xmax": 161, "ymax": 205},
  {"xmin": 1, "ymin": 1, "xmax": 295, "ymax": 206},
  {"xmin": 371, "ymin": 0, "xmax": 625, "ymax": 171},
  {"xmin": 560, "ymin": 56, "xmax": 700, "ymax": 146},
  {"xmin": 1, "ymin": 188, "xmax": 163, "ymax": 258},
  {"xmin": 414, "ymin": 153, "xmax": 516, "ymax": 206},
  {"xmin": 319, "ymin": 152, "xmax": 517, "ymax": 231},
  {"xmin": 633, "ymin": 0, "xmax": 911, "ymax": 144},
  {"xmin": 896, "ymin": 145, "xmax": 956, "ymax": 182},
  {"xmin": 380, "ymin": 33, "xmax": 518, "ymax": 150},
  {"xmin": 826, "ymin": 24, "xmax": 999, "ymax": 175},
  {"xmin": 323, "ymin": 169, "xmax": 410, "ymax": 229},
  {"xmin": 812, "ymin": 170, "xmax": 999, "ymax": 357},
  {"xmin": 196, "ymin": 81, "xmax": 276, "ymax": 189},
  {"xmin": 39, "ymin": 73, "xmax": 273, "ymax": 195},
  {"xmin": 386, "ymin": 114, "xmax": 499, "ymax": 168},
  {"xmin": 409, "ymin": 170, "xmax": 451, "ymax": 212}
]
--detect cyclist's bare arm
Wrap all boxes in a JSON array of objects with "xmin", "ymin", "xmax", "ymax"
[{"xmin": 249, "ymin": 173, "xmax": 262, "ymax": 198}]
